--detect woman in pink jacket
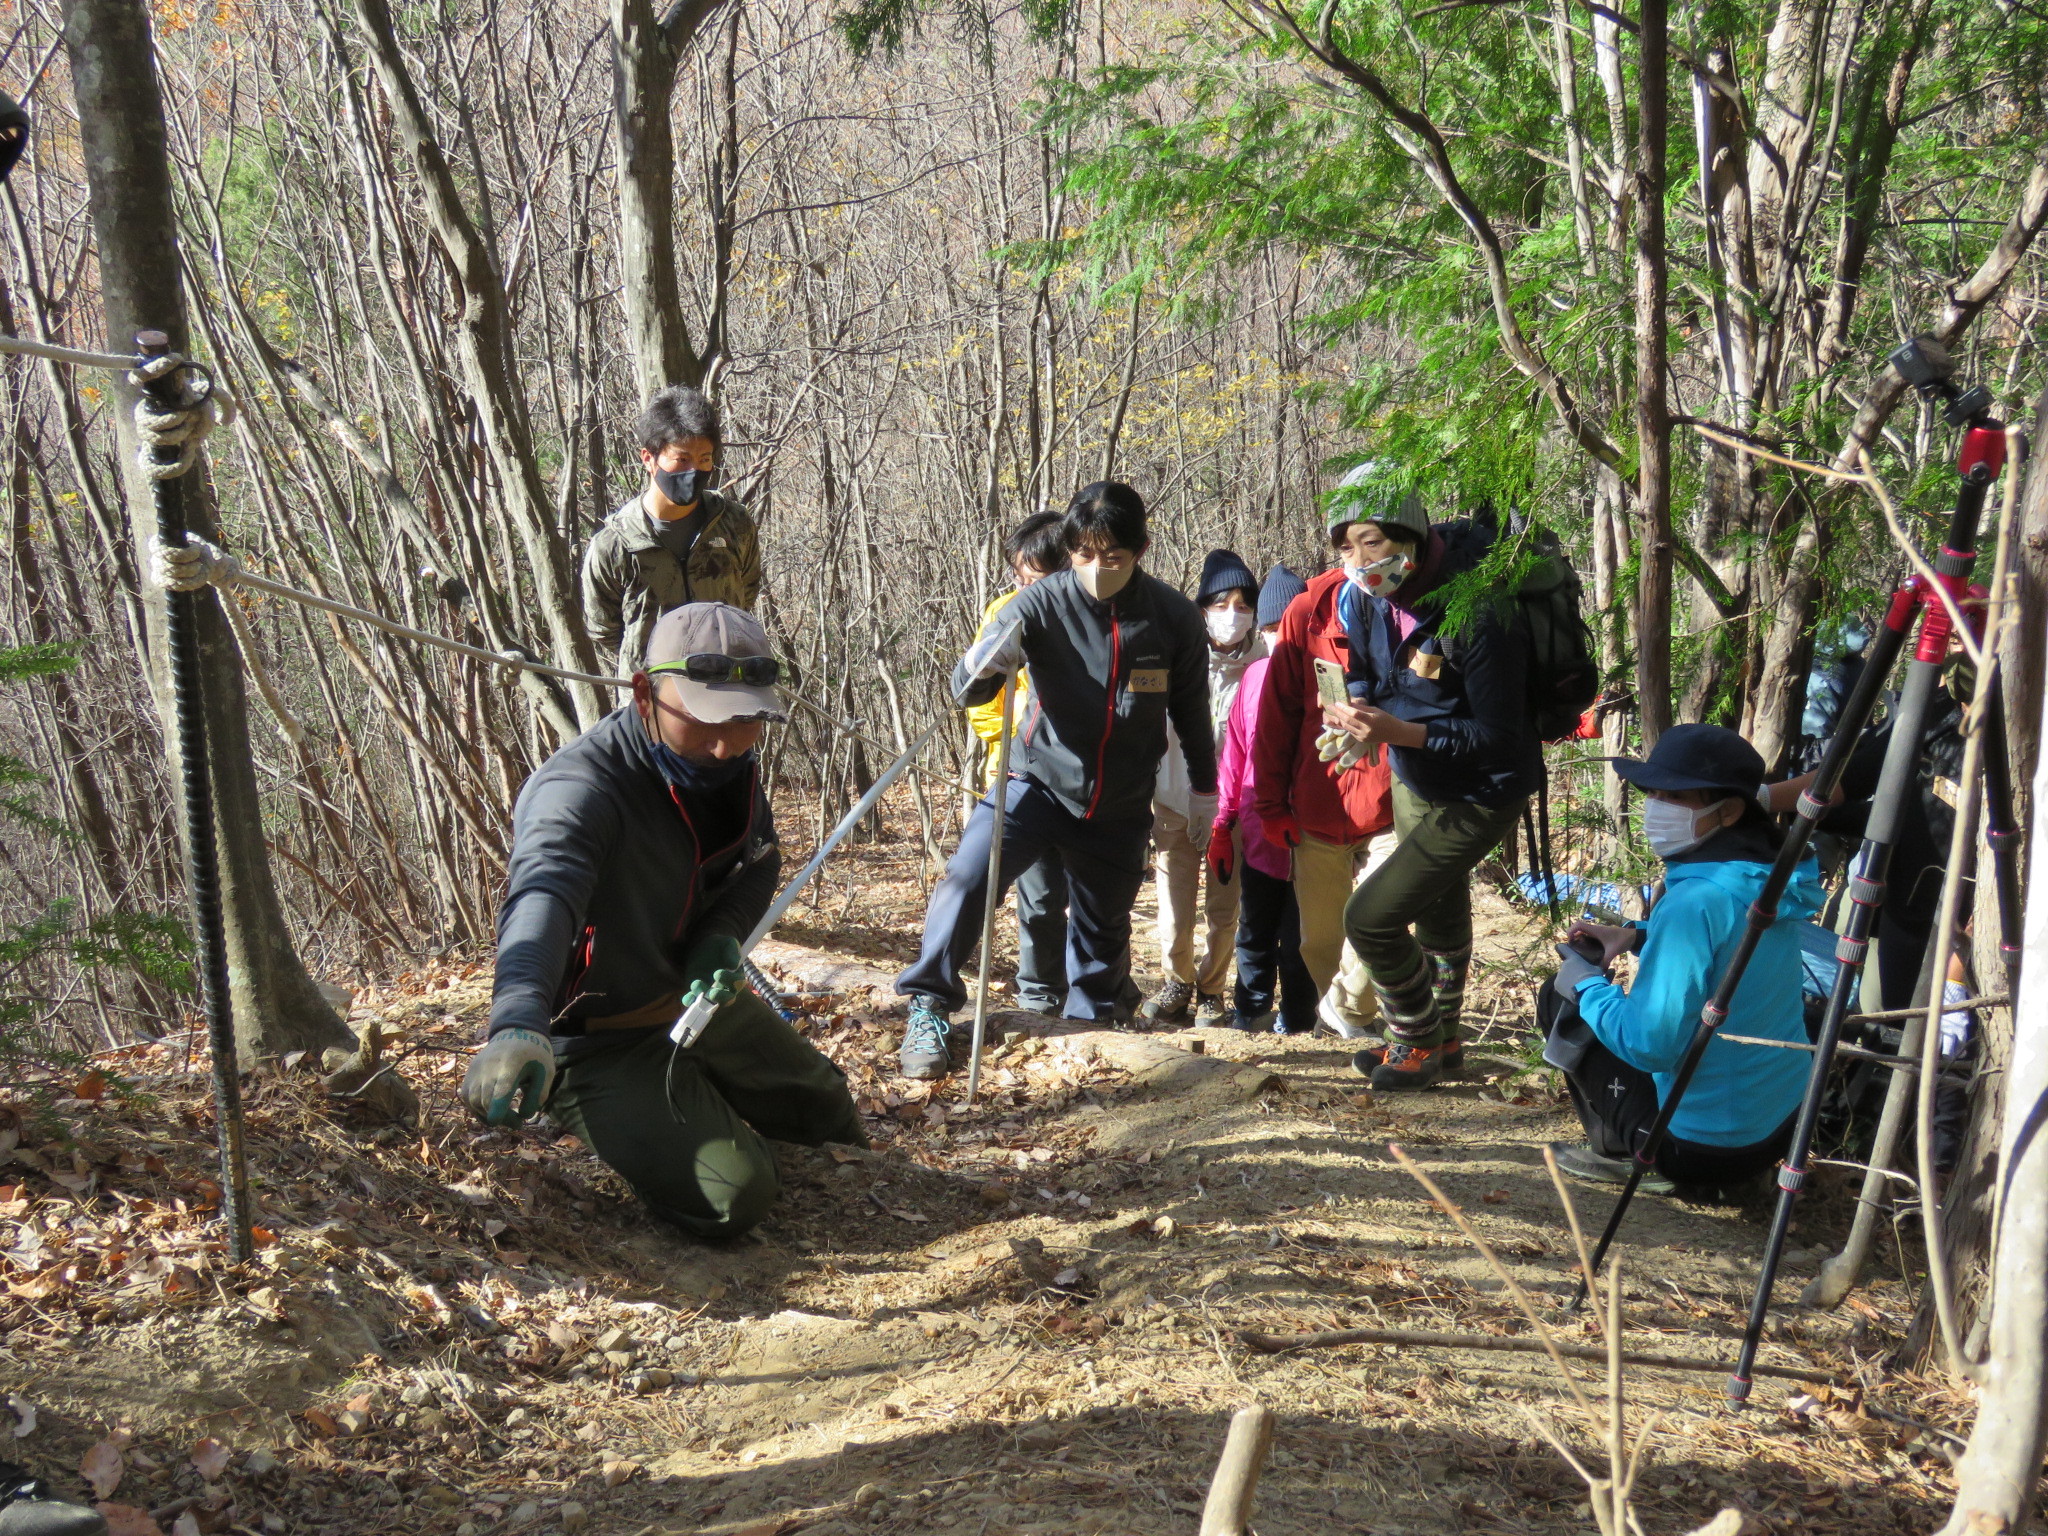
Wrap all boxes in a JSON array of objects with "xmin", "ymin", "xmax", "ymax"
[{"xmin": 1209, "ymin": 567, "xmax": 1316, "ymax": 1032}]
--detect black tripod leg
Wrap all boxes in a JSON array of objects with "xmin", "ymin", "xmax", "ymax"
[
  {"xmin": 1535, "ymin": 780, "xmax": 1562, "ymax": 927},
  {"xmin": 1977, "ymin": 676, "xmax": 2023, "ymax": 987}
]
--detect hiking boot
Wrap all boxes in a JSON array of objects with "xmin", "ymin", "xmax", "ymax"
[
  {"xmin": 1221, "ymin": 1009, "xmax": 1271, "ymax": 1032},
  {"xmin": 1353, "ymin": 1036, "xmax": 1464, "ymax": 1076},
  {"xmin": 1316, "ymin": 996, "xmax": 1370, "ymax": 1039},
  {"xmin": 1194, "ymin": 991, "xmax": 1228, "ymax": 1023},
  {"xmin": 1361, "ymin": 1039, "xmax": 1447, "ymax": 1091},
  {"xmin": 898, "ymin": 999, "xmax": 956, "ymax": 1080},
  {"xmin": 0, "ymin": 1463, "xmax": 107, "ymax": 1536},
  {"xmin": 1143, "ymin": 980, "xmax": 1195, "ymax": 1023},
  {"xmin": 1550, "ymin": 1142, "xmax": 1676, "ymax": 1197}
]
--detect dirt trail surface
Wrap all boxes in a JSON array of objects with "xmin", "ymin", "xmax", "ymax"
[{"xmin": 0, "ymin": 831, "xmax": 1964, "ymax": 1535}]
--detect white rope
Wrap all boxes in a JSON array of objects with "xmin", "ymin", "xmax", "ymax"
[
  {"xmin": 146, "ymin": 532, "xmax": 977, "ymax": 794},
  {"xmin": 150, "ymin": 532, "xmax": 633, "ymax": 689},
  {"xmin": 130, "ymin": 353, "xmax": 237, "ymax": 482},
  {"xmin": 0, "ymin": 332, "xmax": 140, "ymax": 371}
]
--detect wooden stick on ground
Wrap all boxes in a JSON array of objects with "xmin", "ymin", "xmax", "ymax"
[
  {"xmin": 1236, "ymin": 1325, "xmax": 1845, "ymax": 1385},
  {"xmin": 1198, "ymin": 1403, "xmax": 1274, "ymax": 1536}
]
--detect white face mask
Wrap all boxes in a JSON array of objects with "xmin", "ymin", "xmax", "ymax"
[
  {"xmin": 1641, "ymin": 796, "xmax": 1737, "ymax": 859},
  {"xmin": 1074, "ymin": 562, "xmax": 1133, "ymax": 601},
  {"xmin": 1206, "ymin": 607, "xmax": 1255, "ymax": 647}
]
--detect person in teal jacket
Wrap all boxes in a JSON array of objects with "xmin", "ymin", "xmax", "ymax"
[{"xmin": 1544, "ymin": 725, "xmax": 1816, "ymax": 1194}]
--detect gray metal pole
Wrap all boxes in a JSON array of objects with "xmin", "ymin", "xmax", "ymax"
[{"xmin": 965, "ymin": 673, "xmax": 1017, "ymax": 1104}]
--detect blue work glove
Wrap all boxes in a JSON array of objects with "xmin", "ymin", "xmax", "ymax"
[
  {"xmin": 1551, "ymin": 942, "xmax": 1606, "ymax": 1005},
  {"xmin": 461, "ymin": 1028, "xmax": 556, "ymax": 1126},
  {"xmin": 681, "ymin": 933, "xmax": 745, "ymax": 1012}
]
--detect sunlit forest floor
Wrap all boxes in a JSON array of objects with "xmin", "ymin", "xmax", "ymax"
[{"xmin": 0, "ymin": 794, "xmax": 1964, "ymax": 1535}]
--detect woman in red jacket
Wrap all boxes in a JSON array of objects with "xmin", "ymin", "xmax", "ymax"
[{"xmin": 1251, "ymin": 502, "xmax": 1396, "ymax": 1038}]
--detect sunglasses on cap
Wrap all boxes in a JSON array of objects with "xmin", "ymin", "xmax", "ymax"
[{"xmin": 647, "ymin": 653, "xmax": 783, "ymax": 687}]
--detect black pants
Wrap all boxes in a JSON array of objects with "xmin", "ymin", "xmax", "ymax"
[
  {"xmin": 1234, "ymin": 862, "xmax": 1316, "ymax": 1031},
  {"xmin": 1539, "ymin": 983, "xmax": 1792, "ymax": 1187}
]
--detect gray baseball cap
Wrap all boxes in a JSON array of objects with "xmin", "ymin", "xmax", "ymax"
[{"xmin": 643, "ymin": 603, "xmax": 788, "ymax": 724}]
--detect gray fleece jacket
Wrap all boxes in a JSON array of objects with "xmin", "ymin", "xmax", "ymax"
[
  {"xmin": 489, "ymin": 707, "xmax": 779, "ymax": 1043},
  {"xmin": 952, "ymin": 567, "xmax": 1216, "ymax": 823}
]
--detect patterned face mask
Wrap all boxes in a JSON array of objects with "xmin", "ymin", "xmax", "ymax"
[{"xmin": 1351, "ymin": 547, "xmax": 1417, "ymax": 597}]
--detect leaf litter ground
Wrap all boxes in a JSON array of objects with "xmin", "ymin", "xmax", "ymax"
[{"xmin": 0, "ymin": 794, "xmax": 1969, "ymax": 1535}]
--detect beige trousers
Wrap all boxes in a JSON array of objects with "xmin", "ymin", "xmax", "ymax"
[
  {"xmin": 1293, "ymin": 828, "xmax": 1400, "ymax": 1030},
  {"xmin": 1152, "ymin": 805, "xmax": 1240, "ymax": 995}
]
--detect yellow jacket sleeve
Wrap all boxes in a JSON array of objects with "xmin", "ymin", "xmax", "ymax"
[{"xmin": 965, "ymin": 589, "xmax": 1031, "ymax": 743}]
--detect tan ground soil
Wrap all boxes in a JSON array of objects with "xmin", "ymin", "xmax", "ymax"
[{"xmin": 0, "ymin": 796, "xmax": 1964, "ymax": 1536}]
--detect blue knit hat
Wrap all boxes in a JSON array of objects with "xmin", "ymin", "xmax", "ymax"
[
  {"xmin": 1256, "ymin": 563, "xmax": 1307, "ymax": 628},
  {"xmin": 1195, "ymin": 547, "xmax": 1259, "ymax": 607}
]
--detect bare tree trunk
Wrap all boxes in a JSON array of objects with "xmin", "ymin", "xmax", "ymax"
[
  {"xmin": 62, "ymin": 0, "xmax": 354, "ymax": 1059},
  {"xmin": 611, "ymin": 0, "xmax": 725, "ymax": 397},
  {"xmin": 1936, "ymin": 603, "xmax": 2048, "ymax": 1534},
  {"xmin": 1631, "ymin": 0, "xmax": 1672, "ymax": 744}
]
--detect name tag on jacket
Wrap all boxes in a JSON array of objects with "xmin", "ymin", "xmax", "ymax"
[{"xmin": 1129, "ymin": 668, "xmax": 1169, "ymax": 693}]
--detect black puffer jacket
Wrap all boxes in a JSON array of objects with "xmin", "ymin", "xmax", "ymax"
[
  {"xmin": 952, "ymin": 567, "xmax": 1215, "ymax": 822},
  {"xmin": 488, "ymin": 707, "xmax": 780, "ymax": 1042}
]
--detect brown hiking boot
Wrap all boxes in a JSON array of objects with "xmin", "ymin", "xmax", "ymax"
[
  {"xmin": 1352, "ymin": 1036, "xmax": 1464, "ymax": 1077},
  {"xmin": 1362, "ymin": 1039, "xmax": 1448, "ymax": 1091},
  {"xmin": 1142, "ymin": 980, "xmax": 1195, "ymax": 1023}
]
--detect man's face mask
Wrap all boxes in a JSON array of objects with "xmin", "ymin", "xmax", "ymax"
[
  {"xmin": 1206, "ymin": 606, "xmax": 1255, "ymax": 647},
  {"xmin": 653, "ymin": 465, "xmax": 710, "ymax": 509},
  {"xmin": 1640, "ymin": 795, "xmax": 1737, "ymax": 859},
  {"xmin": 1074, "ymin": 560, "xmax": 1134, "ymax": 601}
]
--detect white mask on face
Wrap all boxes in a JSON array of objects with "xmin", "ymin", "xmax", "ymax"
[
  {"xmin": 1074, "ymin": 562, "xmax": 1133, "ymax": 601},
  {"xmin": 1206, "ymin": 607, "xmax": 1255, "ymax": 647},
  {"xmin": 1640, "ymin": 796, "xmax": 1736, "ymax": 859}
]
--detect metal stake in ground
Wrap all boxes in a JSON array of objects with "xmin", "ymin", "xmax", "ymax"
[
  {"xmin": 965, "ymin": 671, "xmax": 1017, "ymax": 1105},
  {"xmin": 137, "ymin": 331, "xmax": 255, "ymax": 1264}
]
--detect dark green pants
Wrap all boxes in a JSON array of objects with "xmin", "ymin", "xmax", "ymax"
[
  {"xmin": 548, "ymin": 991, "xmax": 867, "ymax": 1239},
  {"xmin": 1343, "ymin": 782, "xmax": 1526, "ymax": 1047}
]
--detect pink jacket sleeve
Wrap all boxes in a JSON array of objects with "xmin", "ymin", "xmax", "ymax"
[{"xmin": 1217, "ymin": 658, "xmax": 1266, "ymax": 824}]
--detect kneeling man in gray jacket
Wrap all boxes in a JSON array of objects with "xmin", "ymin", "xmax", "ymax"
[{"xmin": 463, "ymin": 604, "xmax": 865, "ymax": 1238}]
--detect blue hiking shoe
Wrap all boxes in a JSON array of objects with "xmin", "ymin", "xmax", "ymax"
[{"xmin": 898, "ymin": 998, "xmax": 956, "ymax": 1080}]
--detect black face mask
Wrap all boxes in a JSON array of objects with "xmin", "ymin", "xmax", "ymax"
[{"xmin": 653, "ymin": 465, "xmax": 710, "ymax": 509}]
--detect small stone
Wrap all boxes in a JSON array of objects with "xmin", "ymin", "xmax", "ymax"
[
  {"xmin": 663, "ymin": 1333, "xmax": 690, "ymax": 1353},
  {"xmin": 836, "ymin": 1163, "xmax": 862, "ymax": 1179},
  {"xmin": 261, "ymin": 1518, "xmax": 287, "ymax": 1535},
  {"xmin": 574, "ymin": 1422, "xmax": 604, "ymax": 1444},
  {"xmin": 595, "ymin": 1328, "xmax": 632, "ymax": 1353},
  {"xmin": 504, "ymin": 1408, "xmax": 529, "ymax": 1427},
  {"xmin": 454, "ymin": 1526, "xmax": 478, "ymax": 1536},
  {"xmin": 603, "ymin": 1350, "xmax": 634, "ymax": 1370},
  {"xmin": 852, "ymin": 1483, "xmax": 884, "ymax": 1508},
  {"xmin": 510, "ymin": 1502, "xmax": 540, "ymax": 1526},
  {"xmin": 244, "ymin": 1450, "xmax": 282, "ymax": 1479},
  {"xmin": 400, "ymin": 1382, "xmax": 432, "ymax": 1407},
  {"xmin": 675, "ymin": 1370, "xmax": 702, "ymax": 1387},
  {"xmin": 559, "ymin": 1503, "xmax": 589, "ymax": 1533},
  {"xmin": 628, "ymin": 1369, "xmax": 673, "ymax": 1395}
]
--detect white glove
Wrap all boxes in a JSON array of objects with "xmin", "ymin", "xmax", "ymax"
[
  {"xmin": 461, "ymin": 1028, "xmax": 556, "ymax": 1126},
  {"xmin": 1315, "ymin": 724, "xmax": 1376, "ymax": 772},
  {"xmin": 1315, "ymin": 725, "xmax": 1350, "ymax": 763},
  {"xmin": 150, "ymin": 532, "xmax": 243, "ymax": 593},
  {"xmin": 962, "ymin": 617, "xmax": 1025, "ymax": 683},
  {"xmin": 1185, "ymin": 792, "xmax": 1219, "ymax": 848}
]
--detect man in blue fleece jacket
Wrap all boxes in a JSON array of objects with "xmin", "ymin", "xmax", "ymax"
[{"xmin": 1546, "ymin": 724, "xmax": 1816, "ymax": 1193}]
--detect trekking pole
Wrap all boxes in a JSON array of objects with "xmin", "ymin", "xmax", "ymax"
[
  {"xmin": 137, "ymin": 331, "xmax": 255, "ymax": 1265},
  {"xmin": 1725, "ymin": 415, "xmax": 2003, "ymax": 1405},
  {"xmin": 1573, "ymin": 337, "xmax": 1994, "ymax": 1315},
  {"xmin": 671, "ymin": 720, "xmax": 940, "ymax": 1048},
  {"xmin": 965, "ymin": 671, "xmax": 1017, "ymax": 1106}
]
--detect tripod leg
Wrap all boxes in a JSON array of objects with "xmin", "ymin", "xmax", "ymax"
[
  {"xmin": 1978, "ymin": 678, "xmax": 2024, "ymax": 988},
  {"xmin": 1803, "ymin": 927, "xmax": 1941, "ymax": 1311}
]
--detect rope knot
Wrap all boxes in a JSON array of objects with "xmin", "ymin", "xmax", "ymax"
[
  {"xmin": 150, "ymin": 532, "xmax": 243, "ymax": 594},
  {"xmin": 128, "ymin": 354, "xmax": 237, "ymax": 481}
]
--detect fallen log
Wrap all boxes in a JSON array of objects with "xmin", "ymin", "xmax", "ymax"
[{"xmin": 1237, "ymin": 1325, "xmax": 1845, "ymax": 1385}]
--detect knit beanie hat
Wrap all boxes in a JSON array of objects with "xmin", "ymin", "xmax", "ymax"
[
  {"xmin": 1195, "ymin": 547, "xmax": 1259, "ymax": 606},
  {"xmin": 1327, "ymin": 461, "xmax": 1430, "ymax": 545},
  {"xmin": 1256, "ymin": 563, "xmax": 1307, "ymax": 628}
]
